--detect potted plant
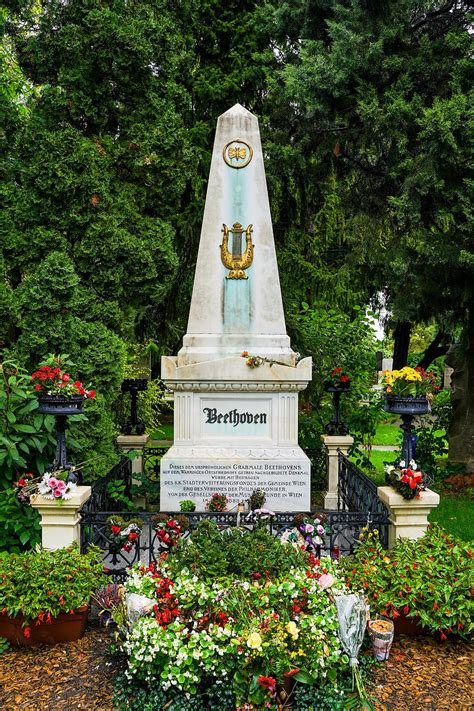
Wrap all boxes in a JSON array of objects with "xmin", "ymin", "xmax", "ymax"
[
  {"xmin": 31, "ymin": 354, "xmax": 95, "ymax": 481},
  {"xmin": 179, "ymin": 499, "xmax": 196, "ymax": 512},
  {"xmin": 92, "ymin": 583, "xmax": 124, "ymax": 627},
  {"xmin": 381, "ymin": 366, "xmax": 437, "ymax": 415},
  {"xmin": 382, "ymin": 367, "xmax": 438, "ymax": 463},
  {"xmin": 247, "ymin": 489, "xmax": 266, "ymax": 511},
  {"xmin": 0, "ymin": 544, "xmax": 105, "ymax": 646},
  {"xmin": 342, "ymin": 525, "xmax": 473, "ymax": 639},
  {"xmin": 324, "ymin": 367, "xmax": 351, "ymax": 392},
  {"xmin": 205, "ymin": 493, "xmax": 228, "ymax": 512}
]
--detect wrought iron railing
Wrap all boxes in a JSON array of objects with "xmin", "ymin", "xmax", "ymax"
[
  {"xmin": 338, "ymin": 452, "xmax": 389, "ymax": 517},
  {"xmin": 82, "ymin": 457, "xmax": 132, "ymax": 513},
  {"xmin": 80, "ymin": 508, "xmax": 389, "ymax": 581}
]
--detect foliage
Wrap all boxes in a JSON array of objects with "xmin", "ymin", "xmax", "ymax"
[
  {"xmin": 289, "ymin": 304, "xmax": 378, "ymax": 406},
  {"xmin": 415, "ymin": 389, "xmax": 455, "ymax": 484},
  {"xmin": 0, "ymin": 636, "xmax": 9, "ymax": 654},
  {"xmin": 343, "ymin": 526, "xmax": 473, "ymax": 638},
  {"xmin": 165, "ymin": 519, "xmax": 307, "ymax": 581},
  {"xmin": 179, "ymin": 499, "xmax": 196, "ymax": 512},
  {"xmin": 0, "ymin": 544, "xmax": 105, "ymax": 633},
  {"xmin": 113, "ymin": 672, "xmax": 206, "ymax": 711},
  {"xmin": 0, "ymin": 360, "xmax": 56, "ymax": 551}
]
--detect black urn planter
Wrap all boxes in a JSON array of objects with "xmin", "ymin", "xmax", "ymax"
[
  {"xmin": 324, "ymin": 381, "xmax": 350, "ymax": 435},
  {"xmin": 38, "ymin": 396, "xmax": 84, "ymax": 482},
  {"xmin": 384, "ymin": 395, "xmax": 430, "ymax": 417},
  {"xmin": 384, "ymin": 395, "xmax": 430, "ymax": 466}
]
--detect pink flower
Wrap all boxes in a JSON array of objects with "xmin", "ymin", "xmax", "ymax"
[
  {"xmin": 48, "ymin": 477, "xmax": 59, "ymax": 489},
  {"xmin": 55, "ymin": 480, "xmax": 67, "ymax": 493},
  {"xmin": 53, "ymin": 489, "xmax": 63, "ymax": 498}
]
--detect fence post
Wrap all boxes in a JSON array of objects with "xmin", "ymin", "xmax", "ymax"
[
  {"xmin": 30, "ymin": 487, "xmax": 91, "ymax": 550},
  {"xmin": 116, "ymin": 434, "xmax": 149, "ymax": 506},
  {"xmin": 321, "ymin": 434, "xmax": 354, "ymax": 510},
  {"xmin": 377, "ymin": 486, "xmax": 440, "ymax": 547}
]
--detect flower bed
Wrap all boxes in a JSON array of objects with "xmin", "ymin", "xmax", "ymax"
[{"xmin": 114, "ymin": 520, "xmax": 357, "ymax": 710}]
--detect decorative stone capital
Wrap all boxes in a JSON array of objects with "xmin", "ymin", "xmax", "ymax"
[
  {"xmin": 321, "ymin": 434, "xmax": 354, "ymax": 453},
  {"xmin": 116, "ymin": 434, "xmax": 150, "ymax": 452},
  {"xmin": 30, "ymin": 486, "xmax": 91, "ymax": 550},
  {"xmin": 377, "ymin": 486, "xmax": 440, "ymax": 548}
]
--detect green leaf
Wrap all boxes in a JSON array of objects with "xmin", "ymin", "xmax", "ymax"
[
  {"xmin": 294, "ymin": 669, "xmax": 316, "ymax": 685},
  {"xmin": 6, "ymin": 411, "xmax": 16, "ymax": 424}
]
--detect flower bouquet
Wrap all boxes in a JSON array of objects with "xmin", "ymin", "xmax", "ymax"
[
  {"xmin": 107, "ymin": 516, "xmax": 142, "ymax": 553},
  {"xmin": 385, "ymin": 459, "xmax": 426, "ymax": 499},
  {"xmin": 14, "ymin": 465, "xmax": 84, "ymax": 504},
  {"xmin": 153, "ymin": 514, "xmax": 189, "ymax": 550},
  {"xmin": 280, "ymin": 513, "xmax": 330, "ymax": 554},
  {"xmin": 205, "ymin": 492, "xmax": 228, "ymax": 512}
]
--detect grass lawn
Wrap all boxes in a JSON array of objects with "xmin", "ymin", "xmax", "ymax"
[
  {"xmin": 372, "ymin": 422, "xmax": 401, "ymax": 446},
  {"xmin": 149, "ymin": 422, "xmax": 174, "ymax": 440}
]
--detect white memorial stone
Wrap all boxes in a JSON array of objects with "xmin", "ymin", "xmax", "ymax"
[{"xmin": 160, "ymin": 104, "xmax": 312, "ymax": 511}]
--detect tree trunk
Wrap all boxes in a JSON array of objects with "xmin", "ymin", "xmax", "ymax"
[
  {"xmin": 416, "ymin": 330, "xmax": 449, "ymax": 371},
  {"xmin": 392, "ymin": 321, "xmax": 411, "ymax": 369},
  {"xmin": 446, "ymin": 312, "xmax": 474, "ymax": 473}
]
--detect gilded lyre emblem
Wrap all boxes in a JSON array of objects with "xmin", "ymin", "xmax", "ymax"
[
  {"xmin": 220, "ymin": 223, "xmax": 254, "ymax": 279},
  {"xmin": 223, "ymin": 139, "xmax": 253, "ymax": 169}
]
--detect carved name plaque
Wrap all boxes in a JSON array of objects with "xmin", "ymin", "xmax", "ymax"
[
  {"xmin": 160, "ymin": 458, "xmax": 311, "ymax": 511},
  {"xmin": 200, "ymin": 398, "xmax": 271, "ymax": 438}
]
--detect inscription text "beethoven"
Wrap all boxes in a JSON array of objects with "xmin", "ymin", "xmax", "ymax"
[{"xmin": 203, "ymin": 407, "xmax": 267, "ymax": 427}]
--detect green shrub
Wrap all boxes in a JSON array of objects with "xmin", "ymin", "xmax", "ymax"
[
  {"xmin": 0, "ymin": 360, "xmax": 56, "ymax": 551},
  {"xmin": 165, "ymin": 518, "xmax": 306, "ymax": 581},
  {"xmin": 342, "ymin": 525, "xmax": 473, "ymax": 638}
]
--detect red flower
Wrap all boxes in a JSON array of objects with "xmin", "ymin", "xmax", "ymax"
[
  {"xmin": 284, "ymin": 668, "xmax": 301, "ymax": 678},
  {"xmin": 403, "ymin": 605, "xmax": 409, "ymax": 615},
  {"xmin": 35, "ymin": 384, "xmax": 42, "ymax": 391},
  {"xmin": 61, "ymin": 373, "xmax": 70, "ymax": 382},
  {"xmin": 340, "ymin": 374, "xmax": 349, "ymax": 383},
  {"xmin": 332, "ymin": 367, "xmax": 342, "ymax": 374},
  {"xmin": 23, "ymin": 627, "xmax": 31, "ymax": 638},
  {"xmin": 17, "ymin": 478, "xmax": 27, "ymax": 487},
  {"xmin": 251, "ymin": 572, "xmax": 262, "ymax": 580},
  {"xmin": 128, "ymin": 532, "xmax": 138, "ymax": 541},
  {"xmin": 111, "ymin": 525, "xmax": 121, "ymax": 535},
  {"xmin": 257, "ymin": 676, "xmax": 277, "ymax": 693},
  {"xmin": 86, "ymin": 390, "xmax": 96, "ymax": 398},
  {"xmin": 73, "ymin": 381, "xmax": 82, "ymax": 388}
]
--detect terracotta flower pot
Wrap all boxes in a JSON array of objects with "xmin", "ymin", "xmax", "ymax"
[
  {"xmin": 0, "ymin": 606, "xmax": 89, "ymax": 646},
  {"xmin": 393, "ymin": 612, "xmax": 424, "ymax": 636}
]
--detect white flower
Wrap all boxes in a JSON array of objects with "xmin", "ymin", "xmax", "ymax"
[{"xmin": 399, "ymin": 460, "xmax": 406, "ymax": 468}]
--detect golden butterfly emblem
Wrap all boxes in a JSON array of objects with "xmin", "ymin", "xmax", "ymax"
[{"xmin": 228, "ymin": 146, "xmax": 247, "ymax": 161}]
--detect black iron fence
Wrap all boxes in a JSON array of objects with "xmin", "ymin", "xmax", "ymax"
[
  {"xmin": 79, "ymin": 448, "xmax": 390, "ymax": 580},
  {"xmin": 338, "ymin": 452, "xmax": 389, "ymax": 517}
]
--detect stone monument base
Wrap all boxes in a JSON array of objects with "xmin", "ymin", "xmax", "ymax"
[{"xmin": 160, "ymin": 447, "xmax": 310, "ymax": 511}]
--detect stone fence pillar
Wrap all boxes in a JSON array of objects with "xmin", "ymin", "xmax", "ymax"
[
  {"xmin": 321, "ymin": 434, "xmax": 354, "ymax": 510},
  {"xmin": 377, "ymin": 486, "xmax": 440, "ymax": 548},
  {"xmin": 30, "ymin": 487, "xmax": 91, "ymax": 550},
  {"xmin": 116, "ymin": 434, "xmax": 149, "ymax": 506}
]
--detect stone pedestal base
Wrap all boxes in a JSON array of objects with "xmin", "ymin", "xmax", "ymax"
[
  {"xmin": 160, "ymin": 356, "xmax": 311, "ymax": 512},
  {"xmin": 321, "ymin": 434, "xmax": 354, "ymax": 510},
  {"xmin": 160, "ymin": 446, "xmax": 310, "ymax": 511},
  {"xmin": 377, "ymin": 486, "xmax": 440, "ymax": 548},
  {"xmin": 117, "ymin": 434, "xmax": 149, "ymax": 507},
  {"xmin": 30, "ymin": 487, "xmax": 92, "ymax": 550}
]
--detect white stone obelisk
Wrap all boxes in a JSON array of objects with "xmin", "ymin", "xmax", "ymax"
[{"xmin": 160, "ymin": 104, "xmax": 312, "ymax": 511}]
